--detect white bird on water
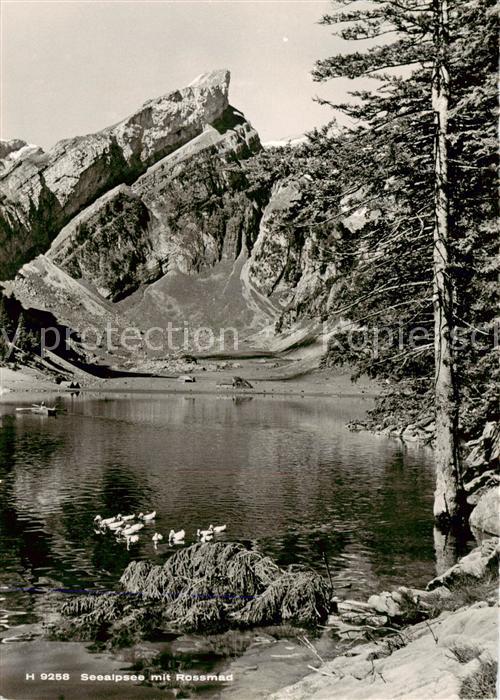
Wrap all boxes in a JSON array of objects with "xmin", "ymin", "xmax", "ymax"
[
  {"xmin": 209, "ymin": 524, "xmax": 227, "ymax": 534},
  {"xmin": 197, "ymin": 529, "xmax": 213, "ymax": 542},
  {"xmin": 122, "ymin": 522, "xmax": 144, "ymax": 537},
  {"xmin": 152, "ymin": 532, "xmax": 163, "ymax": 549},
  {"xmin": 125, "ymin": 534, "xmax": 140, "ymax": 550},
  {"xmin": 138, "ymin": 511, "xmax": 156, "ymax": 523},
  {"xmin": 169, "ymin": 529, "xmax": 185, "ymax": 544},
  {"xmin": 94, "ymin": 515, "xmax": 118, "ymax": 528}
]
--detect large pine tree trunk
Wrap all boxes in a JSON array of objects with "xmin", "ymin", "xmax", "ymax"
[{"xmin": 431, "ymin": 0, "xmax": 464, "ymax": 527}]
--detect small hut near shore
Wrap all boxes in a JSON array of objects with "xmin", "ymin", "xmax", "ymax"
[{"xmin": 59, "ymin": 380, "xmax": 81, "ymax": 390}]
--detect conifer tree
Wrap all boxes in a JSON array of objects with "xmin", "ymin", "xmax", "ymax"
[
  {"xmin": 311, "ymin": 0, "xmax": 497, "ymax": 527},
  {"xmin": 0, "ymin": 295, "xmax": 14, "ymax": 361},
  {"xmin": 14, "ymin": 312, "xmax": 39, "ymax": 356}
]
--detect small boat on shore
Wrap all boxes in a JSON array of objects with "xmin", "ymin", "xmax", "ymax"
[{"xmin": 16, "ymin": 404, "xmax": 57, "ymax": 416}]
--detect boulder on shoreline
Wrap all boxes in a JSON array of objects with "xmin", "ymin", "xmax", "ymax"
[
  {"xmin": 427, "ymin": 538, "xmax": 499, "ymax": 590},
  {"xmin": 469, "ymin": 488, "xmax": 500, "ymax": 537},
  {"xmin": 232, "ymin": 376, "xmax": 253, "ymax": 389},
  {"xmin": 465, "ymin": 421, "xmax": 499, "ymax": 536}
]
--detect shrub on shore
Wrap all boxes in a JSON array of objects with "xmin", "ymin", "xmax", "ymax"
[
  {"xmin": 460, "ymin": 658, "xmax": 498, "ymax": 699},
  {"xmin": 55, "ymin": 543, "xmax": 331, "ymax": 646}
]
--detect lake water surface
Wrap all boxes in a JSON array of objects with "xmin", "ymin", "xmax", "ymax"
[{"xmin": 0, "ymin": 392, "xmax": 439, "ymax": 696}]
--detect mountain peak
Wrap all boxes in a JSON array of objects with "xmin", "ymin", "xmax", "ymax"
[
  {"xmin": 0, "ymin": 70, "xmax": 251, "ymax": 280},
  {"xmin": 188, "ymin": 68, "xmax": 230, "ymax": 91}
]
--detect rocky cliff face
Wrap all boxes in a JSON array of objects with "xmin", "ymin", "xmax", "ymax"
[
  {"xmin": 2, "ymin": 71, "xmax": 341, "ymax": 351},
  {"xmin": 0, "ymin": 70, "xmax": 233, "ymax": 279},
  {"xmin": 244, "ymin": 179, "xmax": 340, "ymax": 331},
  {"xmin": 43, "ymin": 110, "xmax": 262, "ymax": 301}
]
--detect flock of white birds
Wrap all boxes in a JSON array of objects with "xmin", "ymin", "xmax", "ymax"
[{"xmin": 93, "ymin": 511, "xmax": 226, "ymax": 550}]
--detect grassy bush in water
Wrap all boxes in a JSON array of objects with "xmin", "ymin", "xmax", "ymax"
[{"xmin": 57, "ymin": 543, "xmax": 331, "ymax": 645}]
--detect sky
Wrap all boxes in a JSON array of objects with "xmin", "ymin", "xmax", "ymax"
[{"xmin": 0, "ymin": 0, "xmax": 367, "ymax": 150}]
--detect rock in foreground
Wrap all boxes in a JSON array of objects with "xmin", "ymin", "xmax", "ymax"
[{"xmin": 270, "ymin": 603, "xmax": 497, "ymax": 700}]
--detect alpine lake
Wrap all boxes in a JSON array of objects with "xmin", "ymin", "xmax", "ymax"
[{"xmin": 0, "ymin": 391, "xmax": 459, "ymax": 699}]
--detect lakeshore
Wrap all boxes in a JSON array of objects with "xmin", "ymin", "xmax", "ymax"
[{"xmin": 0, "ymin": 362, "xmax": 380, "ymax": 400}]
